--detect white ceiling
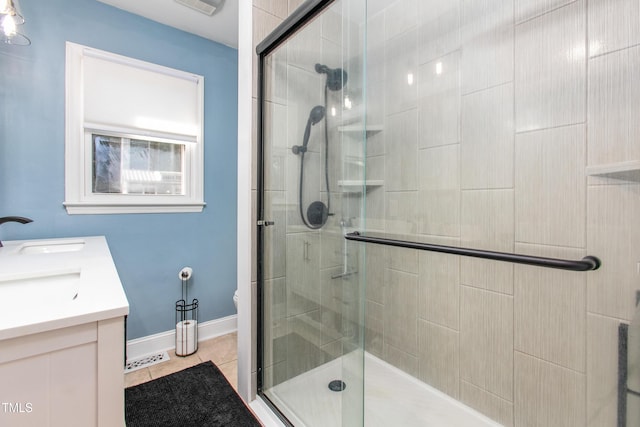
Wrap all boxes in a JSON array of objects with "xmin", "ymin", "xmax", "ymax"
[{"xmin": 97, "ymin": 0, "xmax": 238, "ymax": 48}]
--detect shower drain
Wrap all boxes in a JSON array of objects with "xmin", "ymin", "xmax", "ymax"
[
  {"xmin": 328, "ymin": 380, "xmax": 346, "ymax": 392},
  {"xmin": 124, "ymin": 351, "xmax": 170, "ymax": 373}
]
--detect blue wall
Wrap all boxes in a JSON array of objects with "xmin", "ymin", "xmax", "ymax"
[{"xmin": 0, "ymin": 0, "xmax": 238, "ymax": 340}]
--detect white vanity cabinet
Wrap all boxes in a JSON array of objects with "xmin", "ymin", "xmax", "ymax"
[
  {"xmin": 0, "ymin": 236, "xmax": 129, "ymax": 427},
  {"xmin": 0, "ymin": 318, "xmax": 125, "ymax": 426}
]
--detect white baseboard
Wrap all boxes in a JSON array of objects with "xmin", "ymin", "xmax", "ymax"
[{"xmin": 126, "ymin": 315, "xmax": 237, "ymax": 361}]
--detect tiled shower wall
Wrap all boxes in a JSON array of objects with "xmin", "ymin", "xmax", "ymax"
[{"xmin": 364, "ymin": 0, "xmax": 640, "ymax": 426}]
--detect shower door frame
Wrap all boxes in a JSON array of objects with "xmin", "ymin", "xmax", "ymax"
[{"xmin": 255, "ymin": 1, "xmax": 339, "ymax": 425}]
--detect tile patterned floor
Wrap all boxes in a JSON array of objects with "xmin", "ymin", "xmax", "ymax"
[{"xmin": 124, "ymin": 332, "xmax": 238, "ymax": 390}]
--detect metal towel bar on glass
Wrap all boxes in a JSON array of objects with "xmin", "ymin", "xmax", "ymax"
[{"xmin": 344, "ymin": 232, "xmax": 601, "ymax": 272}]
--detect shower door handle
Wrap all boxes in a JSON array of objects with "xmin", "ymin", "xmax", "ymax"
[
  {"xmin": 345, "ymin": 232, "xmax": 601, "ymax": 271},
  {"xmin": 257, "ymin": 220, "xmax": 275, "ymax": 227}
]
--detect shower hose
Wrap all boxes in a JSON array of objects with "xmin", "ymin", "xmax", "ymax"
[{"xmin": 298, "ymin": 84, "xmax": 332, "ymax": 229}]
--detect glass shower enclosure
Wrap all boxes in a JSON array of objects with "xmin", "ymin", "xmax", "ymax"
[
  {"xmin": 257, "ymin": 1, "xmax": 366, "ymax": 425},
  {"xmin": 257, "ymin": 0, "xmax": 640, "ymax": 426}
]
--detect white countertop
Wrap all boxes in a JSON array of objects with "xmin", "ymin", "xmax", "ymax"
[{"xmin": 0, "ymin": 236, "xmax": 129, "ymax": 341}]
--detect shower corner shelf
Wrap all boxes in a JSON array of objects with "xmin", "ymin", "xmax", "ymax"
[
  {"xmin": 586, "ymin": 161, "xmax": 640, "ymax": 182},
  {"xmin": 337, "ymin": 124, "xmax": 383, "ymax": 136},
  {"xmin": 338, "ymin": 180, "xmax": 383, "ymax": 193}
]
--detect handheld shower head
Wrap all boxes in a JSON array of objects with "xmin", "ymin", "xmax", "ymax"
[
  {"xmin": 292, "ymin": 105, "xmax": 326, "ymax": 155},
  {"xmin": 315, "ymin": 63, "xmax": 348, "ymax": 91},
  {"xmin": 308, "ymin": 105, "xmax": 326, "ymax": 125}
]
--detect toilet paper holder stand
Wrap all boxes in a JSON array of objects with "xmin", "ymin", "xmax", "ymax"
[
  {"xmin": 175, "ymin": 266, "xmax": 198, "ymax": 357},
  {"xmin": 175, "ymin": 299, "xmax": 199, "ymax": 357}
]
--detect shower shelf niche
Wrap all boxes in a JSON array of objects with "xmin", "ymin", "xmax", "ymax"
[
  {"xmin": 337, "ymin": 124, "xmax": 383, "ymax": 136},
  {"xmin": 337, "ymin": 180, "xmax": 383, "ymax": 193},
  {"xmin": 586, "ymin": 161, "xmax": 640, "ymax": 182}
]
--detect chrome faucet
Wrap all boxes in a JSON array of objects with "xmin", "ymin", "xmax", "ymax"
[{"xmin": 0, "ymin": 216, "xmax": 33, "ymax": 247}]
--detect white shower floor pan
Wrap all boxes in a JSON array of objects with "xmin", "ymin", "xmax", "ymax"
[{"xmin": 267, "ymin": 351, "xmax": 502, "ymax": 427}]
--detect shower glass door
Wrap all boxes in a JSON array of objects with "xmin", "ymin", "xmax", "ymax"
[
  {"xmin": 357, "ymin": 0, "xmax": 639, "ymax": 426},
  {"xmin": 258, "ymin": 1, "xmax": 367, "ymax": 425}
]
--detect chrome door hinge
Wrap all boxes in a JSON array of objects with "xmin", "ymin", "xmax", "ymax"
[{"xmin": 257, "ymin": 220, "xmax": 275, "ymax": 226}]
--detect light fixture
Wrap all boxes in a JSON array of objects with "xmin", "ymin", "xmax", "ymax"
[{"xmin": 0, "ymin": 0, "xmax": 30, "ymax": 46}]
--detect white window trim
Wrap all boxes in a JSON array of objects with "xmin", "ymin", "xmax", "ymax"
[{"xmin": 64, "ymin": 42, "xmax": 205, "ymax": 215}]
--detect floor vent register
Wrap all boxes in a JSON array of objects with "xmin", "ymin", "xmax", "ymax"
[{"xmin": 125, "ymin": 352, "xmax": 170, "ymax": 373}]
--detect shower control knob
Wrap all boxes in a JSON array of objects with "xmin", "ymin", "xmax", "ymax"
[{"xmin": 292, "ymin": 145, "xmax": 306, "ymax": 155}]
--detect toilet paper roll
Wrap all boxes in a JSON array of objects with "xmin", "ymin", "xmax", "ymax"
[{"xmin": 176, "ymin": 320, "xmax": 197, "ymax": 356}]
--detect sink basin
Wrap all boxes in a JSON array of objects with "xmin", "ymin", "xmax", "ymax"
[
  {"xmin": 0, "ymin": 269, "xmax": 81, "ymax": 305},
  {"xmin": 0, "ymin": 235, "xmax": 129, "ymax": 342},
  {"xmin": 19, "ymin": 240, "xmax": 85, "ymax": 254}
]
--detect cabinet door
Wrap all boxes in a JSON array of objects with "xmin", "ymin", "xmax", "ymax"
[{"xmin": 0, "ymin": 342, "xmax": 98, "ymax": 426}]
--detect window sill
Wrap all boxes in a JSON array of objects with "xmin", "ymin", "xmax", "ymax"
[{"xmin": 63, "ymin": 202, "xmax": 206, "ymax": 215}]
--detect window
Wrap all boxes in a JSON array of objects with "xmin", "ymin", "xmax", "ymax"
[
  {"xmin": 64, "ymin": 42, "xmax": 205, "ymax": 214},
  {"xmin": 91, "ymin": 134, "xmax": 184, "ymax": 195}
]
